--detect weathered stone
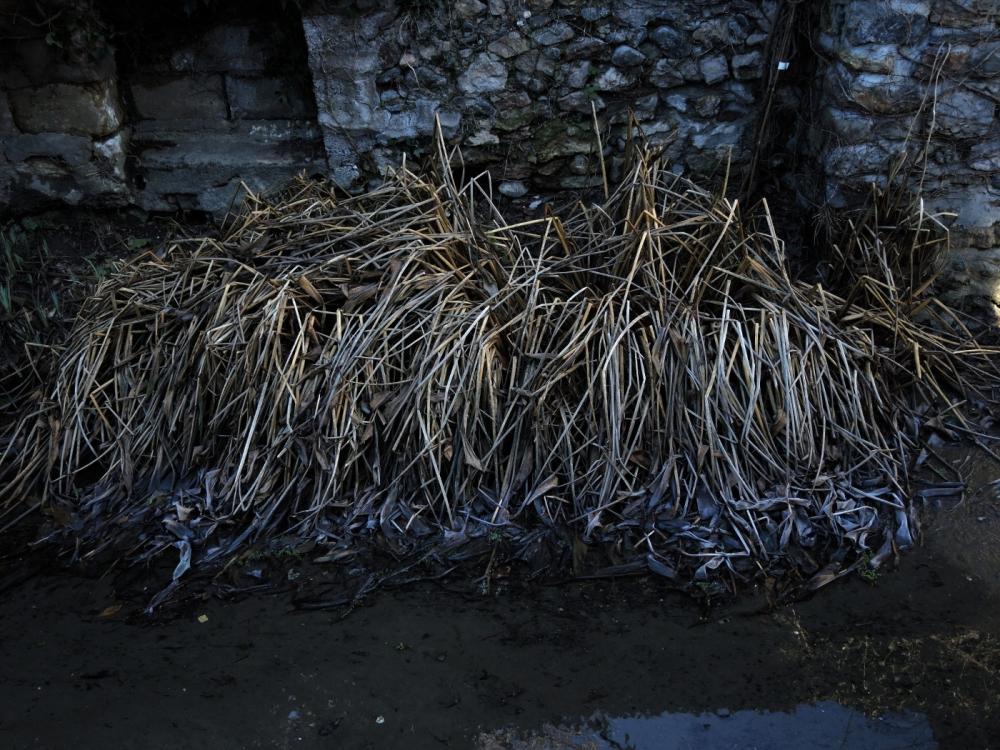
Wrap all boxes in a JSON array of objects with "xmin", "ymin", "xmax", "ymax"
[
  {"xmin": 824, "ymin": 143, "xmax": 889, "ymax": 179},
  {"xmin": 969, "ymin": 41, "xmax": 1000, "ymax": 78},
  {"xmin": 467, "ymin": 127, "xmax": 500, "ymax": 147},
  {"xmin": 558, "ymin": 91, "xmax": 605, "ymax": 113},
  {"xmin": 564, "ymin": 37, "xmax": 607, "ymax": 60},
  {"xmin": 131, "ymin": 76, "xmax": 228, "ymax": 121},
  {"xmin": 514, "ymin": 51, "xmax": 540, "ymax": 75},
  {"xmin": 488, "ymin": 32, "xmax": 530, "ymax": 59},
  {"xmin": 970, "ymin": 140, "xmax": 1000, "ymax": 172},
  {"xmin": 649, "ymin": 59, "xmax": 684, "ymax": 88},
  {"xmin": 3, "ymin": 133, "xmax": 93, "ymax": 165},
  {"xmin": 227, "ymin": 76, "xmax": 316, "ymax": 119},
  {"xmin": 838, "ymin": 44, "xmax": 903, "ymax": 75},
  {"xmin": 131, "ymin": 120, "xmax": 326, "ymax": 215},
  {"xmin": 7, "ymin": 82, "xmax": 122, "ymax": 137},
  {"xmin": 611, "ymin": 45, "xmax": 646, "ymax": 68},
  {"xmin": 594, "ymin": 67, "xmax": 636, "ymax": 91},
  {"xmin": 841, "ymin": 71, "xmax": 922, "ymax": 114},
  {"xmin": 454, "ymin": 0, "xmax": 487, "ymax": 18},
  {"xmin": 844, "ymin": 1, "xmax": 928, "ymax": 45},
  {"xmin": 633, "ymin": 93, "xmax": 659, "ymax": 120},
  {"xmin": 581, "ymin": 6, "xmax": 609, "ymax": 21},
  {"xmin": 499, "ymin": 180, "xmax": 528, "ymax": 197},
  {"xmin": 695, "ymin": 94, "xmax": 722, "ymax": 118},
  {"xmin": 699, "ymin": 54, "xmax": 729, "ymax": 85},
  {"xmin": 650, "ymin": 25, "xmax": 685, "ymax": 52},
  {"xmin": 565, "ymin": 60, "xmax": 591, "ymax": 88},
  {"xmin": 936, "ymin": 87, "xmax": 996, "ymax": 138},
  {"xmin": 458, "ymin": 53, "xmax": 508, "ymax": 94},
  {"xmin": 731, "ymin": 51, "xmax": 764, "ymax": 80},
  {"xmin": 531, "ymin": 21, "xmax": 575, "ymax": 46}
]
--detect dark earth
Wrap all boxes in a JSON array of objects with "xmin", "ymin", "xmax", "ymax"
[{"xmin": 0, "ymin": 445, "xmax": 998, "ymax": 749}]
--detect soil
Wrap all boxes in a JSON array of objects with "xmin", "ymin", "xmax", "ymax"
[{"xmin": 0, "ymin": 447, "xmax": 997, "ymax": 749}]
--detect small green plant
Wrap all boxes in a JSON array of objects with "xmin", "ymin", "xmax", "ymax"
[{"xmin": 857, "ymin": 551, "xmax": 881, "ymax": 584}]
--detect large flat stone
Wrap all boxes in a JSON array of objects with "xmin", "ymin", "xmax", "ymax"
[
  {"xmin": 7, "ymin": 81, "xmax": 122, "ymax": 136},
  {"xmin": 936, "ymin": 87, "xmax": 996, "ymax": 138},
  {"xmin": 227, "ymin": 75, "xmax": 317, "ymax": 120},
  {"xmin": 2, "ymin": 133, "xmax": 94, "ymax": 165},
  {"xmin": 130, "ymin": 76, "xmax": 228, "ymax": 121},
  {"xmin": 131, "ymin": 120, "xmax": 327, "ymax": 215}
]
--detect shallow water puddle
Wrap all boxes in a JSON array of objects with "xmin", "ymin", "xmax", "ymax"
[{"xmin": 478, "ymin": 702, "xmax": 936, "ymax": 749}]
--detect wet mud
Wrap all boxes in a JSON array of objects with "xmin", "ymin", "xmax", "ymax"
[{"xmin": 0, "ymin": 449, "xmax": 998, "ymax": 749}]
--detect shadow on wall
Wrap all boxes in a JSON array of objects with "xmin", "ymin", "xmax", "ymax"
[{"xmin": 0, "ymin": 0, "xmax": 327, "ymax": 218}]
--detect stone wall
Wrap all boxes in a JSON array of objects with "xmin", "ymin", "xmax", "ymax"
[
  {"xmin": 302, "ymin": 0, "xmax": 774, "ymax": 196},
  {"xmin": 812, "ymin": 0, "xmax": 999, "ymax": 307},
  {"xmin": 0, "ymin": 2, "xmax": 129, "ymax": 212},
  {"xmin": 0, "ymin": 0, "xmax": 998, "ymax": 311}
]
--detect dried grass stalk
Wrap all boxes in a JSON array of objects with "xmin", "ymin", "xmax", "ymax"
[{"xmin": 1, "ymin": 146, "xmax": 996, "ymax": 591}]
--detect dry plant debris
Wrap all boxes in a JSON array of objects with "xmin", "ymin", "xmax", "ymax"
[{"xmin": 1, "ymin": 146, "xmax": 997, "ymax": 594}]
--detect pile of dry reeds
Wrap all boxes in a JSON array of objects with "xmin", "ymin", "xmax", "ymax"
[{"xmin": 1, "ymin": 147, "xmax": 996, "ymax": 591}]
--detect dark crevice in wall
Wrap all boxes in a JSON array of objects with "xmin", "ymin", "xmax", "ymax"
[{"xmin": 97, "ymin": 0, "xmax": 326, "ymax": 215}]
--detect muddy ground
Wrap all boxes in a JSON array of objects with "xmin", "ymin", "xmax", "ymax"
[{"xmin": 0, "ymin": 447, "xmax": 997, "ymax": 749}]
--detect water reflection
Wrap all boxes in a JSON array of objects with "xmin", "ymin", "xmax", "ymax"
[{"xmin": 482, "ymin": 702, "xmax": 936, "ymax": 749}]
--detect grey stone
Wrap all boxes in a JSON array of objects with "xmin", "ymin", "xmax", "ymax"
[
  {"xmin": 731, "ymin": 51, "xmax": 764, "ymax": 80},
  {"xmin": 454, "ymin": 0, "xmax": 487, "ymax": 18},
  {"xmin": 499, "ymin": 180, "xmax": 528, "ymax": 197},
  {"xmin": 7, "ymin": 82, "xmax": 122, "ymax": 137},
  {"xmin": 458, "ymin": 53, "xmax": 508, "ymax": 94},
  {"xmin": 841, "ymin": 71, "xmax": 921, "ymax": 114},
  {"xmin": 824, "ymin": 143, "xmax": 888, "ymax": 179},
  {"xmin": 131, "ymin": 120, "xmax": 326, "ymax": 215},
  {"xmin": 650, "ymin": 25, "xmax": 688, "ymax": 54},
  {"xmin": 611, "ymin": 45, "xmax": 646, "ymax": 68},
  {"xmin": 969, "ymin": 42, "xmax": 1000, "ymax": 78},
  {"xmin": 699, "ymin": 54, "xmax": 729, "ymax": 84},
  {"xmin": 514, "ymin": 51, "xmax": 540, "ymax": 75},
  {"xmin": 534, "ymin": 50, "xmax": 558, "ymax": 75},
  {"xmin": 594, "ymin": 67, "xmax": 636, "ymax": 91},
  {"xmin": 649, "ymin": 59, "xmax": 684, "ymax": 88},
  {"xmin": 488, "ymin": 32, "xmax": 530, "ymax": 59},
  {"xmin": 3, "ymin": 133, "xmax": 93, "ymax": 165},
  {"xmin": 695, "ymin": 94, "xmax": 722, "ymax": 118},
  {"xmin": 488, "ymin": 0, "xmax": 506, "ymax": 14},
  {"xmin": 565, "ymin": 60, "xmax": 591, "ymax": 88},
  {"xmin": 532, "ymin": 22, "xmax": 575, "ymax": 46},
  {"xmin": 564, "ymin": 37, "xmax": 607, "ymax": 60},
  {"xmin": 131, "ymin": 76, "xmax": 228, "ymax": 121},
  {"xmin": 558, "ymin": 91, "xmax": 605, "ymax": 113},
  {"xmin": 970, "ymin": 140, "xmax": 1000, "ymax": 172},
  {"xmin": 936, "ymin": 87, "xmax": 996, "ymax": 138},
  {"xmin": 843, "ymin": 1, "xmax": 927, "ymax": 45},
  {"xmin": 581, "ymin": 6, "xmax": 609, "ymax": 21},
  {"xmin": 634, "ymin": 93, "xmax": 659, "ymax": 120},
  {"xmin": 836, "ymin": 44, "xmax": 900, "ymax": 75},
  {"xmin": 227, "ymin": 76, "xmax": 316, "ymax": 120}
]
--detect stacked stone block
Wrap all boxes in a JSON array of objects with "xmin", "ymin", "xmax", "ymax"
[
  {"xmin": 0, "ymin": 8, "xmax": 129, "ymax": 212},
  {"xmin": 123, "ymin": 19, "xmax": 326, "ymax": 216}
]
